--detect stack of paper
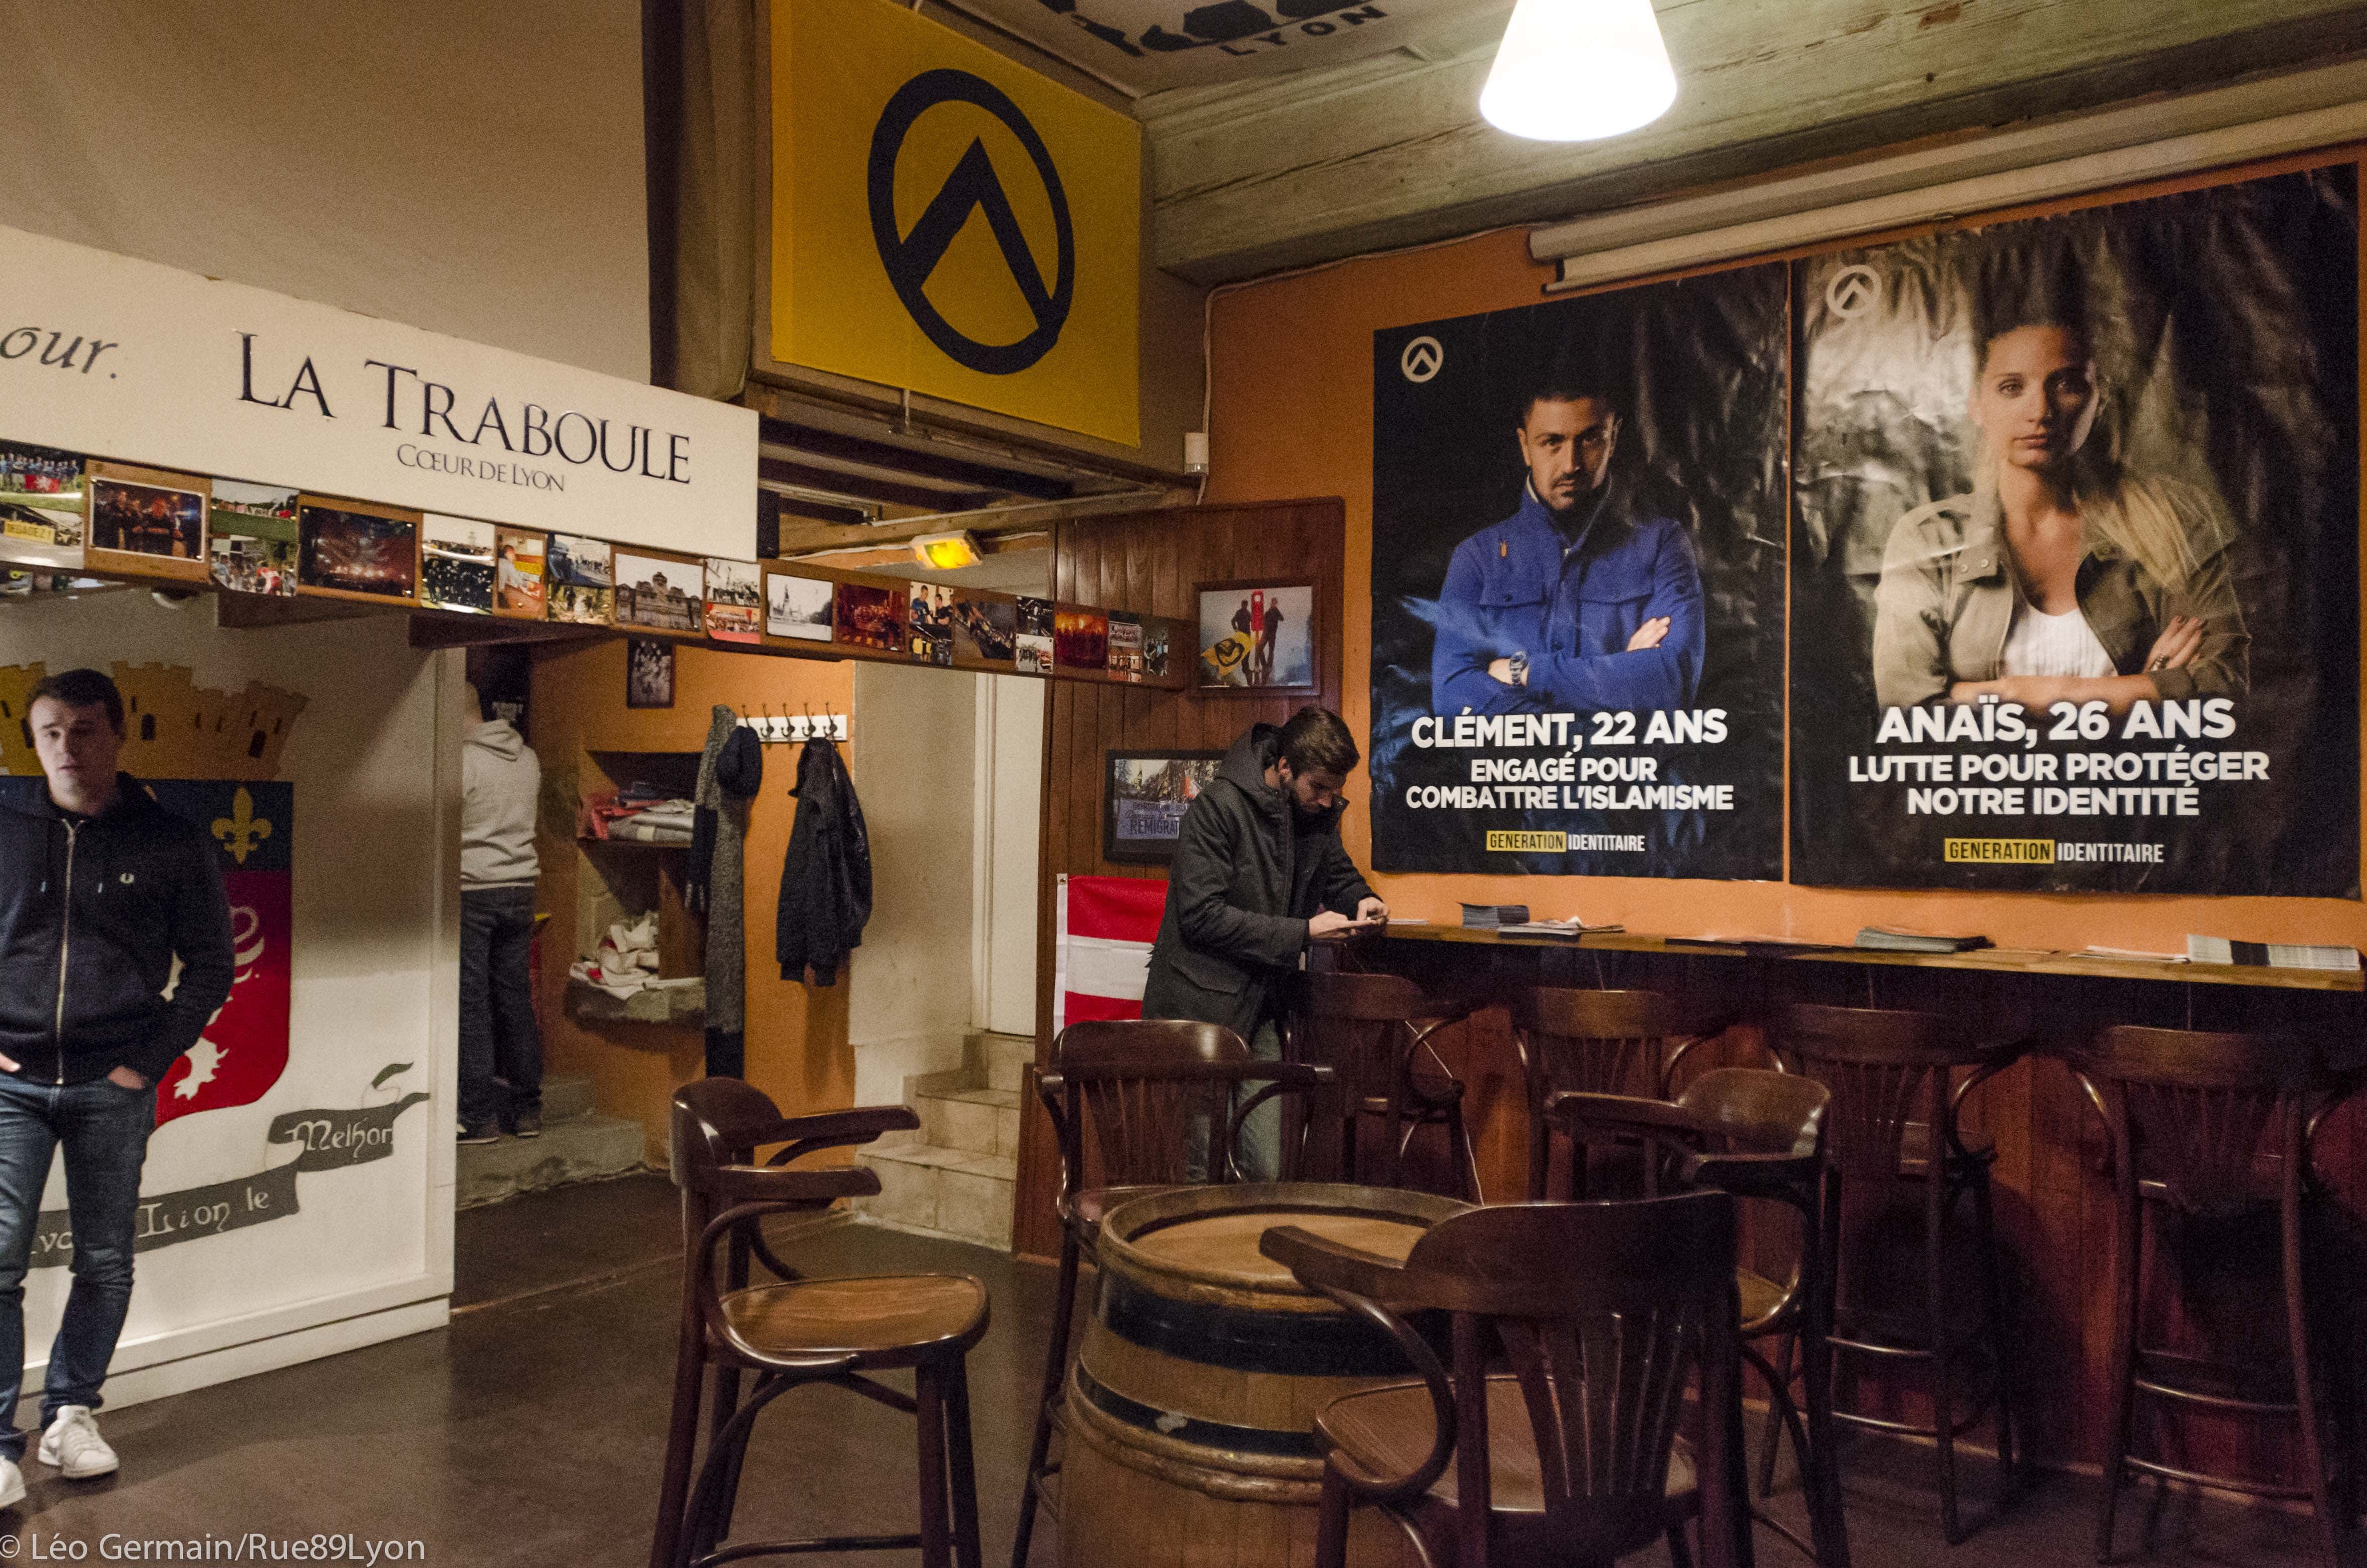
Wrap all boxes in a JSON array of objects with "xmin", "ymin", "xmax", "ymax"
[
  {"xmin": 1855, "ymin": 927, "xmax": 1992, "ymax": 954},
  {"xmin": 1461, "ymin": 903, "xmax": 1530, "ymax": 929},
  {"xmin": 1497, "ymin": 918, "xmax": 1624, "ymax": 937},
  {"xmin": 2186, "ymin": 936, "xmax": 2361, "ymax": 971}
]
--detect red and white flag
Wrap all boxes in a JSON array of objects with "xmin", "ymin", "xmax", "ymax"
[{"xmin": 1054, "ymin": 874, "xmax": 1167, "ymax": 1036}]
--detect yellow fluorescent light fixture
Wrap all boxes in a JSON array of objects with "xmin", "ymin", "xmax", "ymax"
[
  {"xmin": 911, "ymin": 531, "xmax": 982, "ymax": 570},
  {"xmin": 1480, "ymin": 0, "xmax": 1677, "ymax": 142}
]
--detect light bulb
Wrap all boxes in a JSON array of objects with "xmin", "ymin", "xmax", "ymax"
[{"xmin": 1479, "ymin": 0, "xmax": 1677, "ymax": 142}]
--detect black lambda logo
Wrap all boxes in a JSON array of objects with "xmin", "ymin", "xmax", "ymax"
[{"xmin": 868, "ymin": 69, "xmax": 1076, "ymax": 376}]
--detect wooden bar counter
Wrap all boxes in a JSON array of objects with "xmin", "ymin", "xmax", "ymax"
[{"xmin": 1305, "ymin": 925, "xmax": 2366, "ymax": 1484}]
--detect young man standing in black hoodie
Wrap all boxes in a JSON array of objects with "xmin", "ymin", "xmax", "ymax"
[
  {"xmin": 1140, "ymin": 707, "xmax": 1386, "ymax": 1178},
  {"xmin": 0, "ymin": 669, "xmax": 233, "ymax": 1498}
]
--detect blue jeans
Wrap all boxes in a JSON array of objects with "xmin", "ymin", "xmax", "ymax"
[
  {"xmin": 0, "ymin": 1072, "xmax": 155, "ymax": 1455},
  {"xmin": 460, "ymin": 885, "xmax": 543, "ymax": 1128},
  {"xmin": 1185, "ymin": 1020, "xmax": 1284, "ymax": 1184}
]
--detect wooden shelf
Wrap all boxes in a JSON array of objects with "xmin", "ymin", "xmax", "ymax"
[{"xmin": 1367, "ymin": 925, "xmax": 2363, "ymax": 992}]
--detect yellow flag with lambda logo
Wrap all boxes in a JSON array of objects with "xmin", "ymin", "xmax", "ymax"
[{"xmin": 772, "ymin": 0, "xmax": 1141, "ymax": 447}]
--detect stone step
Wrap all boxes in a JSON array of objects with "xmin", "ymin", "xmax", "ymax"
[
  {"xmin": 916, "ymin": 1085, "xmax": 1023, "ymax": 1159},
  {"xmin": 457, "ymin": 1112, "xmax": 647, "ymax": 1209},
  {"xmin": 856, "ymin": 1142, "xmax": 1015, "ymax": 1251},
  {"xmin": 972, "ymin": 1030, "xmax": 1035, "ymax": 1093},
  {"xmin": 541, "ymin": 1074, "xmax": 595, "ymax": 1123}
]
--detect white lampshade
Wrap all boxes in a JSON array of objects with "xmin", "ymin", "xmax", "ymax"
[{"xmin": 1479, "ymin": 0, "xmax": 1677, "ymax": 142}]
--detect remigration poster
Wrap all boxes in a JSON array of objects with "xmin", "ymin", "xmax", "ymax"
[
  {"xmin": 1790, "ymin": 167, "xmax": 2360, "ymax": 894},
  {"xmin": 1369, "ymin": 267, "xmax": 1788, "ymax": 879}
]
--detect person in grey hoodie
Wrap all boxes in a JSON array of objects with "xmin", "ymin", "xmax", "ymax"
[{"xmin": 459, "ymin": 683, "xmax": 543, "ymax": 1142}]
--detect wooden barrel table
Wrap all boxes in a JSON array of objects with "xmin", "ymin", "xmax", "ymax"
[{"xmin": 1057, "ymin": 1182, "xmax": 1470, "ymax": 1568}]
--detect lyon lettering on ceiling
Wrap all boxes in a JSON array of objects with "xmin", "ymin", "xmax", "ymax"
[
  {"xmin": 0, "ymin": 224, "xmax": 758, "ymax": 559},
  {"xmin": 945, "ymin": 0, "xmax": 1477, "ymax": 96},
  {"xmin": 772, "ymin": 0, "xmax": 1140, "ymax": 446}
]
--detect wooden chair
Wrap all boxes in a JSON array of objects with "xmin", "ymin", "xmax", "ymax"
[
  {"xmin": 1260, "ymin": 1192, "xmax": 1755, "ymax": 1568},
  {"xmin": 1294, "ymin": 970, "xmax": 1483, "ymax": 1201},
  {"xmin": 2070, "ymin": 1026, "xmax": 2360, "ymax": 1568},
  {"xmin": 1512, "ymin": 987, "xmax": 1744, "ymax": 1201},
  {"xmin": 651, "ymin": 1079, "xmax": 990, "ymax": 1568},
  {"xmin": 1773, "ymin": 1004, "xmax": 2024, "ymax": 1546},
  {"xmin": 1548, "ymin": 1070, "xmax": 1846, "ymax": 1568},
  {"xmin": 1009, "ymin": 1019, "xmax": 1339, "ymax": 1568}
]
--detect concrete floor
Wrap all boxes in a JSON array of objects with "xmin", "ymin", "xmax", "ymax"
[{"xmin": 8, "ymin": 1173, "xmax": 2334, "ymax": 1567}]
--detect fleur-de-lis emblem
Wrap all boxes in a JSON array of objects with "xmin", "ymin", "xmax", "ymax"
[{"xmin": 212, "ymin": 786, "xmax": 273, "ymax": 865}]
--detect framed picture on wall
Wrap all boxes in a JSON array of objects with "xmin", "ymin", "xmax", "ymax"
[
  {"xmin": 296, "ymin": 495, "xmax": 419, "ymax": 602},
  {"xmin": 1197, "ymin": 579, "xmax": 1316, "ymax": 693},
  {"xmin": 1104, "ymin": 750, "xmax": 1224, "ymax": 864},
  {"xmin": 765, "ymin": 568, "xmax": 834, "ymax": 642},
  {"xmin": 208, "ymin": 480, "xmax": 299, "ymax": 597},
  {"xmin": 625, "ymin": 638, "xmax": 675, "ymax": 709},
  {"xmin": 494, "ymin": 527, "xmax": 548, "ymax": 619},
  {"xmin": 419, "ymin": 514, "xmax": 496, "ymax": 613},
  {"xmin": 705, "ymin": 558, "xmax": 761, "ymax": 643},
  {"xmin": 613, "ymin": 548, "xmax": 704, "ymax": 633},
  {"xmin": 87, "ymin": 461, "xmax": 211, "ymax": 582}
]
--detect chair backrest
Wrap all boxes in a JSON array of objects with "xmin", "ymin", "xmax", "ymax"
[
  {"xmin": 1772, "ymin": 1003, "xmax": 1986, "ymax": 1179},
  {"xmin": 1295, "ymin": 970, "xmax": 1431, "ymax": 1112},
  {"xmin": 1407, "ymin": 1194, "xmax": 1741, "ymax": 1565},
  {"xmin": 1047, "ymin": 1018, "xmax": 1252, "ymax": 1192},
  {"xmin": 1675, "ymin": 1067, "xmax": 1829, "ymax": 1160},
  {"xmin": 671, "ymin": 1076, "xmax": 790, "ymax": 1196},
  {"xmin": 2075, "ymin": 1025, "xmax": 2335, "ymax": 1218},
  {"xmin": 1513, "ymin": 987, "xmax": 1688, "ymax": 1107}
]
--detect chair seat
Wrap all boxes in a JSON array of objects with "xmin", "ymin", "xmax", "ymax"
[
  {"xmin": 1317, "ymin": 1376, "xmax": 1698, "ymax": 1516},
  {"xmin": 719, "ymin": 1273, "xmax": 988, "ymax": 1364},
  {"xmin": 1738, "ymin": 1267, "xmax": 1789, "ymax": 1334}
]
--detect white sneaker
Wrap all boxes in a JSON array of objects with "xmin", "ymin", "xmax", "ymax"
[
  {"xmin": 37, "ymin": 1406, "xmax": 116, "ymax": 1478},
  {"xmin": 0, "ymin": 1455, "xmax": 22, "ymax": 1507}
]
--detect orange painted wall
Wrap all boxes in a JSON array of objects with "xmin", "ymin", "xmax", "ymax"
[
  {"xmin": 530, "ymin": 640, "xmax": 857, "ymax": 1162},
  {"xmin": 1203, "ymin": 154, "xmax": 2367, "ymax": 952}
]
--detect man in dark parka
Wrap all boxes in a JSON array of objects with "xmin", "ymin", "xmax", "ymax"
[{"xmin": 1140, "ymin": 707, "xmax": 1386, "ymax": 1177}]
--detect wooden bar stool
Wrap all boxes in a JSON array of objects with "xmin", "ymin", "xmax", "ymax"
[
  {"xmin": 1512, "ymin": 986, "xmax": 1742, "ymax": 1201},
  {"xmin": 1010, "ymin": 1019, "xmax": 1338, "ymax": 1568},
  {"xmin": 651, "ymin": 1080, "xmax": 990, "ymax": 1568},
  {"xmin": 1294, "ymin": 970, "xmax": 1483, "ymax": 1201},
  {"xmin": 2070, "ymin": 1026, "xmax": 2360, "ymax": 1568},
  {"xmin": 1549, "ymin": 1069, "xmax": 1847, "ymax": 1568},
  {"xmin": 1260, "ymin": 1190, "xmax": 1755, "ymax": 1568},
  {"xmin": 1774, "ymin": 1003, "xmax": 2024, "ymax": 1546}
]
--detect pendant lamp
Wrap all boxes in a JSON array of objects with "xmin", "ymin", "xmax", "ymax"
[{"xmin": 1479, "ymin": 0, "xmax": 1677, "ymax": 142}]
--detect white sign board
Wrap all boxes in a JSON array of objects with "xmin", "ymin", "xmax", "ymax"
[{"xmin": 0, "ymin": 224, "xmax": 757, "ymax": 558}]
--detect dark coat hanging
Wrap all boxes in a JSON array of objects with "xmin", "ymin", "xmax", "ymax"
[{"xmin": 776, "ymin": 736, "xmax": 871, "ymax": 986}]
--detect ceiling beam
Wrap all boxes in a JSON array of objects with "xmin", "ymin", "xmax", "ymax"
[
  {"xmin": 757, "ymin": 454, "xmax": 998, "ymax": 512},
  {"xmin": 1144, "ymin": 0, "xmax": 2367, "ymax": 284},
  {"xmin": 773, "ymin": 490, "xmax": 1181, "ymax": 556},
  {"xmin": 758, "ymin": 418, "xmax": 1078, "ymax": 500}
]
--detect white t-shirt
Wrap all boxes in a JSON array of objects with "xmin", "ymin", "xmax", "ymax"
[{"xmin": 2001, "ymin": 601, "xmax": 2115, "ymax": 679}]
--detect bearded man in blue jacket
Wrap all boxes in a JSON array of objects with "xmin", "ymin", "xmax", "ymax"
[{"xmin": 1431, "ymin": 375, "xmax": 1705, "ymax": 716}]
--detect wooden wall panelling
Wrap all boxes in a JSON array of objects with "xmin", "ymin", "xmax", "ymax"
[{"xmin": 1017, "ymin": 498, "xmax": 1349, "ymax": 1259}]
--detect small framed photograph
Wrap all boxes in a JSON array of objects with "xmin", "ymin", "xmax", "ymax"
[
  {"xmin": 1014, "ymin": 596, "xmax": 1054, "ymax": 673},
  {"xmin": 625, "ymin": 638, "xmax": 675, "ymax": 709},
  {"xmin": 614, "ymin": 548, "xmax": 704, "ymax": 633},
  {"xmin": 547, "ymin": 534, "xmax": 613, "ymax": 625},
  {"xmin": 834, "ymin": 581, "xmax": 902, "ymax": 651},
  {"xmin": 420, "ymin": 514, "xmax": 497, "ymax": 613},
  {"xmin": 1105, "ymin": 750, "xmax": 1224, "ymax": 864},
  {"xmin": 705, "ymin": 558, "xmax": 761, "ymax": 643},
  {"xmin": 1054, "ymin": 605, "xmax": 1108, "ymax": 671},
  {"xmin": 765, "ymin": 569, "xmax": 834, "ymax": 642},
  {"xmin": 952, "ymin": 590, "xmax": 1017, "ymax": 662},
  {"xmin": 88, "ymin": 462, "xmax": 211, "ymax": 582},
  {"xmin": 908, "ymin": 581, "xmax": 954, "ymax": 666},
  {"xmin": 208, "ymin": 480, "xmax": 299, "ymax": 598},
  {"xmin": 297, "ymin": 496, "xmax": 418, "ymax": 602},
  {"xmin": 1197, "ymin": 579, "xmax": 1316, "ymax": 693},
  {"xmin": 494, "ymin": 528, "xmax": 548, "ymax": 619},
  {"xmin": 1107, "ymin": 611, "xmax": 1145, "ymax": 682},
  {"xmin": 0, "ymin": 441, "xmax": 87, "ymax": 570}
]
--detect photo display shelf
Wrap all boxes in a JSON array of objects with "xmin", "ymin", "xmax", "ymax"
[{"xmin": 0, "ymin": 437, "xmax": 1189, "ymax": 690}]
